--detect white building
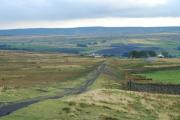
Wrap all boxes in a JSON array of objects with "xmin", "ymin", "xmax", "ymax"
[{"xmin": 157, "ymin": 54, "xmax": 164, "ymax": 58}]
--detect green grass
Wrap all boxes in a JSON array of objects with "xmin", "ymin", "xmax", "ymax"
[
  {"xmin": 1, "ymin": 89, "xmax": 179, "ymax": 120},
  {"xmin": 139, "ymin": 69, "xmax": 180, "ymax": 84}
]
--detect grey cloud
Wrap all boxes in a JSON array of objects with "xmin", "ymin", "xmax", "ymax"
[{"xmin": 0, "ymin": 0, "xmax": 179, "ymax": 22}]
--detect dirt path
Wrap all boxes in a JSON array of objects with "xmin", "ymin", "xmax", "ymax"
[{"xmin": 0, "ymin": 63, "xmax": 106, "ymax": 117}]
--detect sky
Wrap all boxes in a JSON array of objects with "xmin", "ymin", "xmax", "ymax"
[{"xmin": 0, "ymin": 0, "xmax": 180, "ymax": 29}]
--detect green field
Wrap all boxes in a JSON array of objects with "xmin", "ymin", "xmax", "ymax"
[
  {"xmin": 139, "ymin": 69, "xmax": 180, "ymax": 84},
  {"xmin": 0, "ymin": 51, "xmax": 180, "ymax": 120},
  {"xmin": 0, "ymin": 32, "xmax": 180, "ymax": 57}
]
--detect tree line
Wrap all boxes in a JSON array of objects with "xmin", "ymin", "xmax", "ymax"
[{"xmin": 128, "ymin": 50, "xmax": 170, "ymax": 58}]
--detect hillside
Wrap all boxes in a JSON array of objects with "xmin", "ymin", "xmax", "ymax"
[
  {"xmin": 0, "ymin": 27, "xmax": 180, "ymax": 57},
  {"xmin": 1, "ymin": 27, "xmax": 180, "ymax": 36}
]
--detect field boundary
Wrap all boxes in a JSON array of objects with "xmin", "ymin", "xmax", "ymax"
[
  {"xmin": 129, "ymin": 65, "xmax": 180, "ymax": 74},
  {"xmin": 127, "ymin": 80, "xmax": 180, "ymax": 94}
]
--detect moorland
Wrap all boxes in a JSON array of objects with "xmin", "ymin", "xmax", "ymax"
[{"xmin": 0, "ymin": 27, "xmax": 180, "ymax": 120}]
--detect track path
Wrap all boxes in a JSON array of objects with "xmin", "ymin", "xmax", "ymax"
[{"xmin": 0, "ymin": 63, "xmax": 106, "ymax": 117}]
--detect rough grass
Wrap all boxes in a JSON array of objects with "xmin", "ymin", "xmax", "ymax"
[
  {"xmin": 0, "ymin": 51, "xmax": 103, "ymax": 103},
  {"xmin": 1, "ymin": 89, "xmax": 179, "ymax": 120},
  {"xmin": 0, "ymin": 53, "xmax": 180, "ymax": 120},
  {"xmin": 90, "ymin": 73, "xmax": 122, "ymax": 90}
]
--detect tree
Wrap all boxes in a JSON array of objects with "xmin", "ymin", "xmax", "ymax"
[
  {"xmin": 128, "ymin": 50, "xmax": 157, "ymax": 58},
  {"xmin": 148, "ymin": 51, "xmax": 157, "ymax": 57},
  {"xmin": 76, "ymin": 44, "xmax": 87, "ymax": 47},
  {"xmin": 128, "ymin": 51, "xmax": 139, "ymax": 58},
  {"xmin": 161, "ymin": 51, "xmax": 169, "ymax": 58}
]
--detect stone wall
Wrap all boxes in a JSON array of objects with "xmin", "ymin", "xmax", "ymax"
[{"xmin": 127, "ymin": 81, "xmax": 180, "ymax": 94}]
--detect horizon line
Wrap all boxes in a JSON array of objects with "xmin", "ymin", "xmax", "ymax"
[{"xmin": 1, "ymin": 26, "xmax": 180, "ymax": 30}]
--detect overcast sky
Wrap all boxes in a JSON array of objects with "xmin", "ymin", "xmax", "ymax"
[{"xmin": 0, "ymin": 0, "xmax": 180, "ymax": 29}]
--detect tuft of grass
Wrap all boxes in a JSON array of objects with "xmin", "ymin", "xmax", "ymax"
[
  {"xmin": 68, "ymin": 101, "xmax": 76, "ymax": 106},
  {"xmin": 62, "ymin": 107, "xmax": 71, "ymax": 113},
  {"xmin": 101, "ymin": 115, "xmax": 119, "ymax": 120},
  {"xmin": 79, "ymin": 102, "xmax": 89, "ymax": 108}
]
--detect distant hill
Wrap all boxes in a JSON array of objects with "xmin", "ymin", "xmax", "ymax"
[
  {"xmin": 0, "ymin": 27, "xmax": 180, "ymax": 57},
  {"xmin": 1, "ymin": 27, "xmax": 180, "ymax": 36}
]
